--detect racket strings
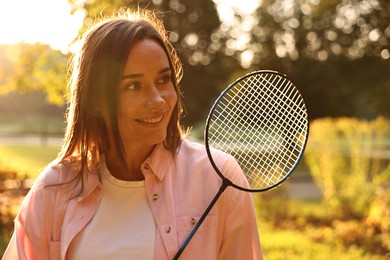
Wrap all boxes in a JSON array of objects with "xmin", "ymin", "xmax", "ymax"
[
  {"xmin": 241, "ymin": 76, "xmax": 300, "ymax": 187},
  {"xmin": 258, "ymin": 74, "xmax": 307, "ymax": 118},
  {"xmin": 208, "ymin": 73, "xmax": 308, "ymax": 190},
  {"xmin": 210, "ymin": 90, "xmax": 282, "ymax": 187},
  {"xmin": 255, "ymin": 75, "xmax": 306, "ymax": 140},
  {"xmin": 251, "ymin": 74, "xmax": 306, "ymax": 163},
  {"xmin": 238, "ymin": 76, "xmax": 298, "ymax": 177}
]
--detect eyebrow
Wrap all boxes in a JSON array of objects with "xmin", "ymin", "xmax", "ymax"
[{"xmin": 121, "ymin": 67, "xmax": 171, "ymax": 80}]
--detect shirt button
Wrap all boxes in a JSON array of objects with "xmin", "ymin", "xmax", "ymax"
[
  {"xmin": 153, "ymin": 193, "xmax": 159, "ymax": 201},
  {"xmin": 191, "ymin": 217, "xmax": 197, "ymax": 226},
  {"xmin": 165, "ymin": 226, "xmax": 172, "ymax": 233}
]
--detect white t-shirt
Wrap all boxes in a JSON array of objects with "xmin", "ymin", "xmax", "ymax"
[{"xmin": 67, "ymin": 161, "xmax": 156, "ymax": 259}]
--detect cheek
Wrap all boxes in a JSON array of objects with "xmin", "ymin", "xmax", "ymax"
[
  {"xmin": 166, "ymin": 87, "xmax": 178, "ymax": 109},
  {"xmin": 117, "ymin": 95, "xmax": 138, "ymax": 116}
]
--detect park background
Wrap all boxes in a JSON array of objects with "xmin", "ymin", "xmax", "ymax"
[{"xmin": 0, "ymin": 0, "xmax": 389, "ymax": 258}]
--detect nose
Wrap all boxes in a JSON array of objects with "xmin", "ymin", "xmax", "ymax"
[{"xmin": 144, "ymin": 85, "xmax": 165, "ymax": 109}]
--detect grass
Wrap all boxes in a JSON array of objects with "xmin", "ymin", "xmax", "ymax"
[
  {"xmin": 255, "ymin": 197, "xmax": 389, "ymax": 260},
  {"xmin": 0, "ymin": 145, "xmax": 60, "ymax": 178},
  {"xmin": 259, "ymin": 221, "xmax": 384, "ymax": 260},
  {"xmin": 0, "ymin": 113, "xmax": 64, "ymax": 178},
  {"xmin": 0, "ymin": 142, "xmax": 61, "ymax": 254}
]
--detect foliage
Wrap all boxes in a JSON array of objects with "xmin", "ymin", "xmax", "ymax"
[
  {"xmin": 255, "ymin": 194, "xmax": 389, "ymax": 257},
  {"xmin": 244, "ymin": 0, "xmax": 390, "ymax": 119},
  {"xmin": 0, "ymin": 143, "xmax": 61, "ymax": 255},
  {"xmin": 289, "ymin": 57, "xmax": 390, "ymax": 119},
  {"xmin": 0, "ymin": 169, "xmax": 26, "ymax": 255},
  {"xmin": 0, "ymin": 44, "xmax": 68, "ymax": 105},
  {"xmin": 366, "ymin": 183, "xmax": 390, "ymax": 252},
  {"xmin": 67, "ymin": 0, "xmax": 390, "ymax": 122},
  {"xmin": 247, "ymin": 0, "xmax": 390, "ymax": 62},
  {"xmin": 259, "ymin": 222, "xmax": 383, "ymax": 260},
  {"xmin": 304, "ymin": 117, "xmax": 390, "ymax": 218},
  {"xmin": 1, "ymin": 1, "xmax": 389, "ymax": 124}
]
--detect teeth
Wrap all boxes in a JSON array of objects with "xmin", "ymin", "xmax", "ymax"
[{"xmin": 139, "ymin": 115, "xmax": 163, "ymax": 124}]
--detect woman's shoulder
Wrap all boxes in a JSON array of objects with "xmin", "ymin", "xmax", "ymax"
[
  {"xmin": 179, "ymin": 138, "xmax": 236, "ymax": 165},
  {"xmin": 179, "ymin": 138, "xmax": 205, "ymax": 152},
  {"xmin": 177, "ymin": 138, "xmax": 209, "ymax": 161},
  {"xmin": 32, "ymin": 158, "xmax": 81, "ymax": 190},
  {"xmin": 178, "ymin": 138, "xmax": 248, "ymax": 187}
]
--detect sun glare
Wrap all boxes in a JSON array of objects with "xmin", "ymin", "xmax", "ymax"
[
  {"xmin": 0, "ymin": 0, "xmax": 260, "ymax": 53},
  {"xmin": 214, "ymin": 0, "xmax": 260, "ymax": 25},
  {"xmin": 0, "ymin": 0, "xmax": 84, "ymax": 52}
]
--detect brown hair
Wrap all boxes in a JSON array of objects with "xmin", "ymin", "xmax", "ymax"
[{"xmin": 58, "ymin": 9, "xmax": 184, "ymax": 179}]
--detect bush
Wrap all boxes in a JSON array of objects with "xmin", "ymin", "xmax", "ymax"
[
  {"xmin": 0, "ymin": 171, "xmax": 26, "ymax": 255},
  {"xmin": 366, "ymin": 180, "xmax": 390, "ymax": 252},
  {"xmin": 304, "ymin": 117, "xmax": 390, "ymax": 218}
]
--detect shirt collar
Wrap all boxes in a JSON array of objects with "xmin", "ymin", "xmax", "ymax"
[
  {"xmin": 78, "ymin": 142, "xmax": 175, "ymax": 202},
  {"xmin": 77, "ymin": 166, "xmax": 102, "ymax": 202},
  {"xmin": 143, "ymin": 142, "xmax": 175, "ymax": 181}
]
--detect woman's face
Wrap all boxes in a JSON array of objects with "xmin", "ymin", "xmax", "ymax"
[{"xmin": 110, "ymin": 39, "xmax": 177, "ymax": 151}]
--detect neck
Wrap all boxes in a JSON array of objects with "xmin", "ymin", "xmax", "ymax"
[{"xmin": 104, "ymin": 144, "xmax": 155, "ymax": 182}]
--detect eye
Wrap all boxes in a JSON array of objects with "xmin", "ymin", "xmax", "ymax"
[
  {"xmin": 157, "ymin": 74, "xmax": 172, "ymax": 85},
  {"xmin": 124, "ymin": 81, "xmax": 141, "ymax": 91}
]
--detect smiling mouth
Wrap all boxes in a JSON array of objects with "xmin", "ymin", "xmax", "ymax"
[{"xmin": 136, "ymin": 115, "xmax": 164, "ymax": 124}]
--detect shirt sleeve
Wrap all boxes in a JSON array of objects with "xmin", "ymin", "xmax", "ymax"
[
  {"xmin": 3, "ymin": 191, "xmax": 41, "ymax": 260},
  {"xmin": 218, "ymin": 156, "xmax": 263, "ymax": 260},
  {"xmin": 219, "ymin": 190, "xmax": 263, "ymax": 260},
  {"xmin": 2, "ymin": 176, "xmax": 52, "ymax": 260},
  {"xmin": 2, "ymin": 232, "xmax": 18, "ymax": 260}
]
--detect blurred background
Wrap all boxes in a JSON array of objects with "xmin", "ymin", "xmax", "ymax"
[{"xmin": 0, "ymin": 0, "xmax": 389, "ymax": 258}]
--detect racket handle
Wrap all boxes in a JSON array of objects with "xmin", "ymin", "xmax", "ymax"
[{"xmin": 173, "ymin": 178, "xmax": 231, "ymax": 260}]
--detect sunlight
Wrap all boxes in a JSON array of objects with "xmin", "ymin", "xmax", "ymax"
[
  {"xmin": 0, "ymin": 0, "xmax": 260, "ymax": 53},
  {"xmin": 0, "ymin": 0, "xmax": 84, "ymax": 52},
  {"xmin": 214, "ymin": 0, "xmax": 261, "ymax": 25}
]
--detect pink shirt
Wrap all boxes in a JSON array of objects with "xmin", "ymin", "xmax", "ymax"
[{"xmin": 3, "ymin": 139, "xmax": 262, "ymax": 260}]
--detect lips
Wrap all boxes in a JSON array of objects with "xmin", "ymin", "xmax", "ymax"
[{"xmin": 136, "ymin": 114, "xmax": 164, "ymax": 124}]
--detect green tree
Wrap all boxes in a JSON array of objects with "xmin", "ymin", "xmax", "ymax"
[
  {"xmin": 241, "ymin": 0, "xmax": 390, "ymax": 119},
  {"xmin": 0, "ymin": 43, "xmax": 68, "ymax": 105},
  {"xmin": 249, "ymin": 0, "xmax": 390, "ymax": 62},
  {"xmin": 2, "ymin": 1, "xmax": 389, "ymax": 121}
]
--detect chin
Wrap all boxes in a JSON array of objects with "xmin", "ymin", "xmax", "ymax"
[{"xmin": 148, "ymin": 133, "xmax": 167, "ymax": 145}]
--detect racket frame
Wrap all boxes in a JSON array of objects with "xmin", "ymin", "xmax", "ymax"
[
  {"xmin": 173, "ymin": 70, "xmax": 309, "ymax": 259},
  {"xmin": 205, "ymin": 70, "xmax": 309, "ymax": 193}
]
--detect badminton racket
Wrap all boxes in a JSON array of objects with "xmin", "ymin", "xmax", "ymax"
[{"xmin": 173, "ymin": 70, "xmax": 309, "ymax": 259}]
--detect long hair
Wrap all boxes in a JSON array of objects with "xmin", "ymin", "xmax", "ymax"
[{"xmin": 58, "ymin": 9, "xmax": 184, "ymax": 182}]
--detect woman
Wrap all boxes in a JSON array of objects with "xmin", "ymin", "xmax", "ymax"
[{"xmin": 3, "ymin": 9, "xmax": 262, "ymax": 260}]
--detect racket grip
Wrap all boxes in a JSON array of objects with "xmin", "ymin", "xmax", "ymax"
[{"xmin": 173, "ymin": 179, "xmax": 230, "ymax": 260}]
